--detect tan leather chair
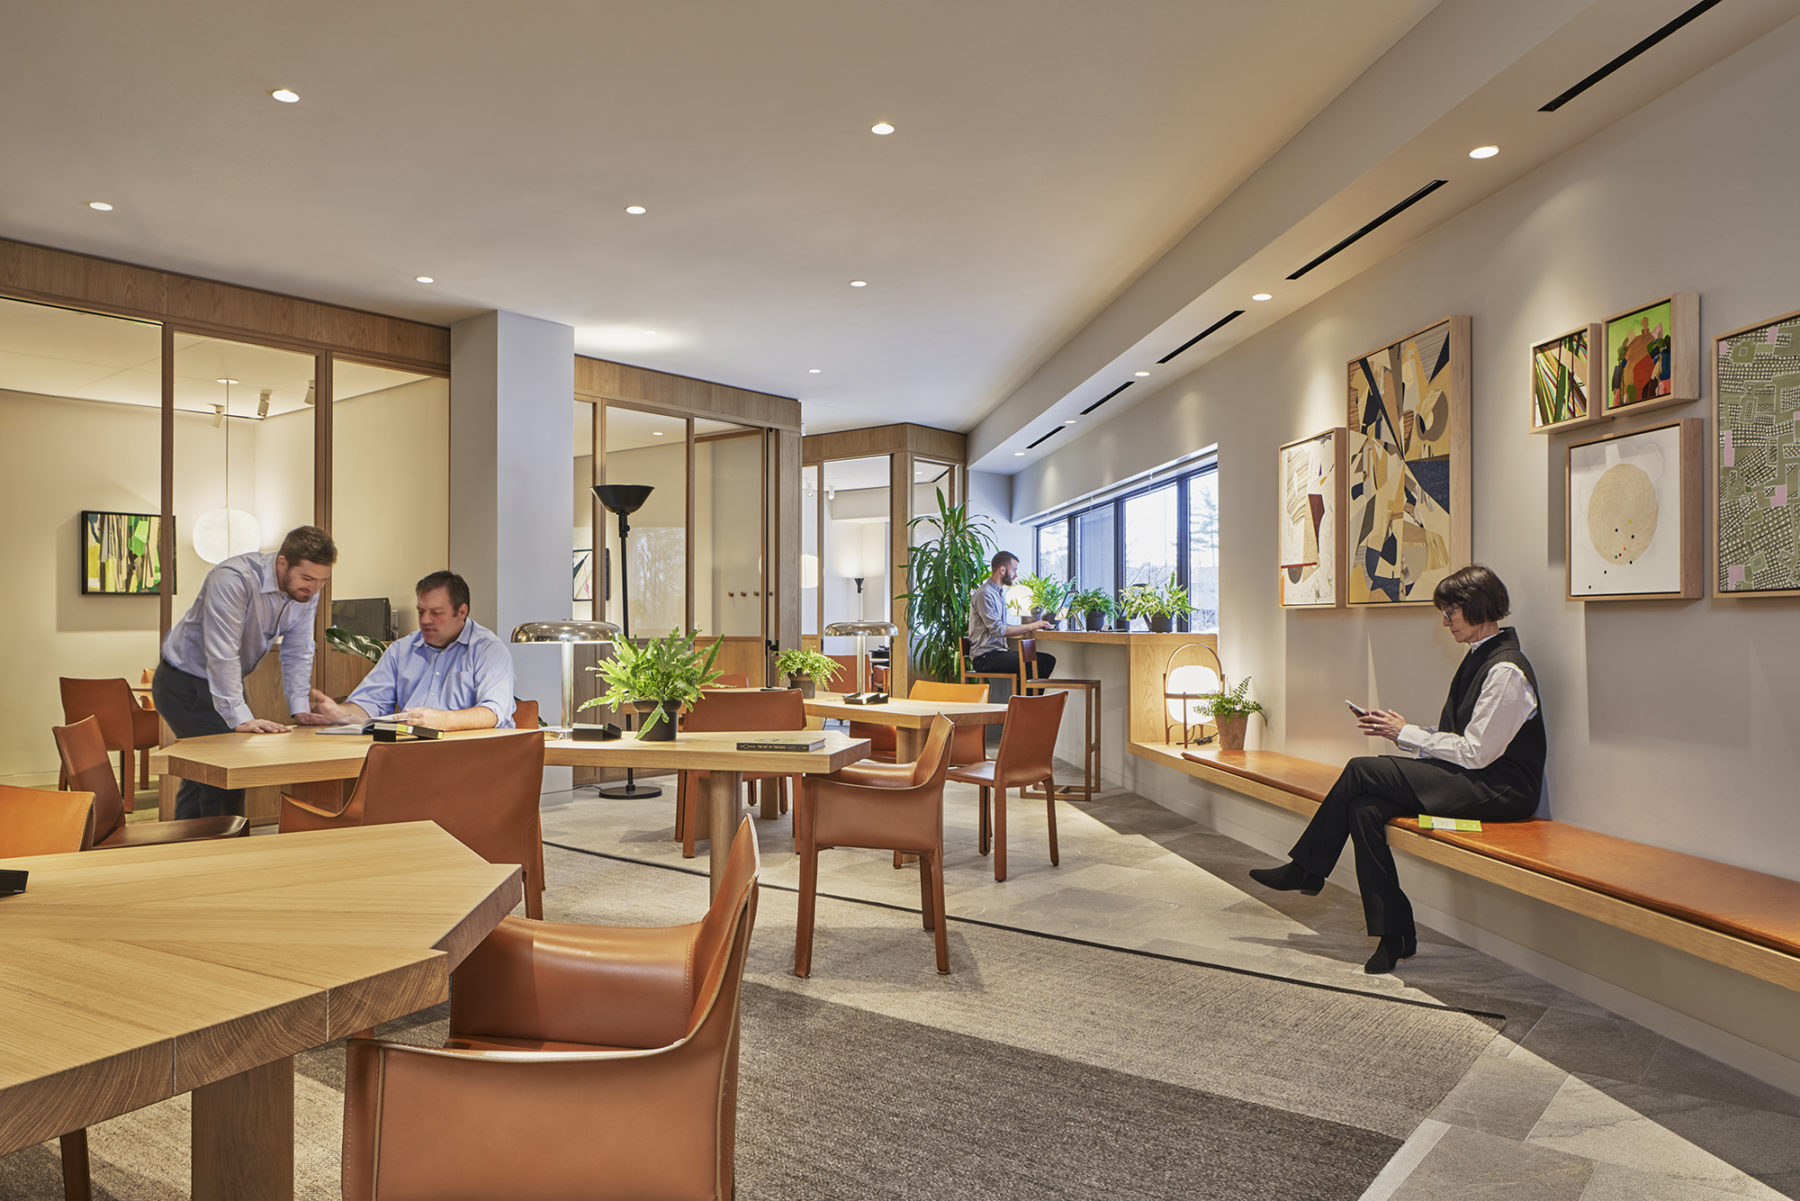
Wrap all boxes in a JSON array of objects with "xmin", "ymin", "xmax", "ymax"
[
  {"xmin": 675, "ymin": 688, "xmax": 805, "ymax": 858},
  {"xmin": 0, "ymin": 786, "xmax": 99, "ymax": 1201},
  {"xmin": 946, "ymin": 690, "xmax": 1067, "ymax": 882},
  {"xmin": 342, "ymin": 818, "xmax": 761, "ymax": 1201},
  {"xmin": 849, "ymin": 679, "xmax": 989, "ymax": 768},
  {"xmin": 281, "ymin": 731, "xmax": 547, "ymax": 919},
  {"xmin": 1019, "ymin": 638, "xmax": 1102, "ymax": 801},
  {"xmin": 796, "ymin": 715, "xmax": 956, "ymax": 976},
  {"xmin": 53, "ymin": 716, "xmax": 245, "ymax": 848},
  {"xmin": 58, "ymin": 677, "xmax": 159, "ymax": 812}
]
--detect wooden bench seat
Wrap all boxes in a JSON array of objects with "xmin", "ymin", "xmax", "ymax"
[{"xmin": 1129, "ymin": 741, "xmax": 1800, "ymax": 989}]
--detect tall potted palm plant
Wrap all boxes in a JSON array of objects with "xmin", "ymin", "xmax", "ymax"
[{"xmin": 898, "ymin": 488, "xmax": 995, "ymax": 682}]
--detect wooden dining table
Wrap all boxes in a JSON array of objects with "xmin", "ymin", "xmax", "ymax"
[
  {"xmin": 0, "ymin": 822, "xmax": 519, "ymax": 1201},
  {"xmin": 152, "ymin": 726, "xmax": 871, "ymax": 897},
  {"xmin": 802, "ymin": 692, "xmax": 1009, "ymax": 761}
]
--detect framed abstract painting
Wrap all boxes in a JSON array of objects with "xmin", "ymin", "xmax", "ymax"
[
  {"xmin": 1277, "ymin": 429, "xmax": 1345, "ymax": 608},
  {"xmin": 80, "ymin": 510, "xmax": 167, "ymax": 595},
  {"xmin": 1565, "ymin": 418, "xmax": 1701, "ymax": 601},
  {"xmin": 1530, "ymin": 323, "xmax": 1605, "ymax": 434},
  {"xmin": 1602, "ymin": 294, "xmax": 1698, "ymax": 417},
  {"xmin": 1345, "ymin": 316, "xmax": 1471, "ymax": 605},
  {"xmin": 1714, "ymin": 307, "xmax": 1800, "ymax": 597}
]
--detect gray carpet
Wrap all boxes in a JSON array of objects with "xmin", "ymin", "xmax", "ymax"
[{"xmin": 0, "ymin": 846, "xmax": 1506, "ymax": 1200}]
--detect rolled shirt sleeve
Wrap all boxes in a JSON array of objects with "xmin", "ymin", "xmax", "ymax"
[
  {"xmin": 345, "ymin": 648, "xmax": 402, "ymax": 719},
  {"xmin": 1395, "ymin": 663, "xmax": 1538, "ymax": 770},
  {"xmin": 469, "ymin": 635, "xmax": 518, "ymax": 727}
]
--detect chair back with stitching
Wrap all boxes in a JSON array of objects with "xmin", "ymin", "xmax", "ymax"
[
  {"xmin": 992, "ymin": 690, "xmax": 1067, "ymax": 790},
  {"xmin": 57, "ymin": 678, "xmax": 136, "ymax": 751},
  {"xmin": 687, "ymin": 817, "xmax": 762, "ymax": 1032},
  {"xmin": 51, "ymin": 716, "xmax": 127, "ymax": 845},
  {"xmin": 682, "ymin": 688, "xmax": 804, "ymax": 733},
  {"xmin": 0, "ymin": 784, "xmax": 94, "ymax": 856}
]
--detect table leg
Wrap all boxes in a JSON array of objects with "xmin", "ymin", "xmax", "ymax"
[
  {"xmin": 192, "ymin": 1055, "xmax": 294, "ymax": 1201},
  {"xmin": 707, "ymin": 770, "xmax": 742, "ymax": 899},
  {"xmin": 757, "ymin": 777, "xmax": 781, "ymax": 821}
]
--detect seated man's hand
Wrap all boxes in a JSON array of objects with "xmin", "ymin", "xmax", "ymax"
[
  {"xmin": 396, "ymin": 707, "xmax": 452, "ymax": 728},
  {"xmin": 294, "ymin": 687, "xmax": 355, "ymax": 725},
  {"xmin": 235, "ymin": 718, "xmax": 291, "ymax": 734},
  {"xmin": 1358, "ymin": 708, "xmax": 1406, "ymax": 742}
]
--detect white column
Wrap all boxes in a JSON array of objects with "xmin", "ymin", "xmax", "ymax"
[{"xmin": 451, "ymin": 311, "xmax": 573, "ymax": 792}]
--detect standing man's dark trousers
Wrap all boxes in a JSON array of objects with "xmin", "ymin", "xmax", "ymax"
[
  {"xmin": 1288, "ymin": 756, "xmax": 1422, "ymax": 944},
  {"xmin": 152, "ymin": 660, "xmax": 246, "ymax": 819},
  {"xmin": 972, "ymin": 649, "xmax": 1056, "ymax": 684}
]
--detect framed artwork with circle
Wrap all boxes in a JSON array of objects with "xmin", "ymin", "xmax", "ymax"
[{"xmin": 1565, "ymin": 418, "xmax": 1701, "ymax": 601}]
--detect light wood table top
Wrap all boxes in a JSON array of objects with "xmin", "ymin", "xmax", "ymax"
[
  {"xmin": 0, "ymin": 822, "xmax": 519, "ymax": 1195},
  {"xmin": 802, "ymin": 693, "xmax": 1009, "ymax": 728},
  {"xmin": 544, "ymin": 727, "xmax": 869, "ymax": 773},
  {"xmin": 150, "ymin": 726, "xmax": 524, "ymax": 789}
]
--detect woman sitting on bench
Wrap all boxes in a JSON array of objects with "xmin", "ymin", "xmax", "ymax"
[{"xmin": 1249, "ymin": 565, "xmax": 1546, "ymax": 974}]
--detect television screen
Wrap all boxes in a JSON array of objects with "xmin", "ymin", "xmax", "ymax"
[
  {"xmin": 332, "ymin": 597, "xmax": 392, "ymax": 641},
  {"xmin": 81, "ymin": 510, "xmax": 168, "ymax": 595}
]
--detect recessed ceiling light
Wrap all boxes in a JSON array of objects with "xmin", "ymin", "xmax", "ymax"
[
  {"xmin": 1013, "ymin": 451, "xmax": 1024, "ymax": 456},
  {"xmin": 270, "ymin": 89, "xmax": 300, "ymax": 104},
  {"xmin": 624, "ymin": 205, "xmax": 646, "ymax": 215},
  {"xmin": 808, "ymin": 368, "xmax": 822, "ymax": 374},
  {"xmin": 1063, "ymin": 419, "xmax": 1076, "ymax": 425},
  {"xmin": 414, "ymin": 275, "xmax": 435, "ymax": 284},
  {"xmin": 870, "ymin": 122, "xmax": 895, "ymax": 136},
  {"xmin": 215, "ymin": 378, "xmax": 240, "ymax": 385},
  {"xmin": 87, "ymin": 201, "xmax": 113, "ymax": 211},
  {"xmin": 1468, "ymin": 145, "xmax": 1499, "ymax": 159},
  {"xmin": 1134, "ymin": 370, "xmax": 1150, "ymax": 377},
  {"xmin": 849, "ymin": 280, "xmax": 867, "ymax": 287},
  {"xmin": 1252, "ymin": 292, "xmax": 1273, "ymax": 302},
  {"xmin": 653, "ymin": 431, "xmax": 665, "ymax": 436},
  {"xmin": 643, "ymin": 330, "xmax": 657, "ymax": 336}
]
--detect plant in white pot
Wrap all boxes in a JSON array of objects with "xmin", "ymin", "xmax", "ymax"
[
  {"xmin": 774, "ymin": 647, "xmax": 843, "ymax": 699},
  {"xmin": 1197, "ymin": 675, "xmax": 1265, "ymax": 751},
  {"xmin": 583, "ymin": 628, "xmax": 722, "ymax": 741}
]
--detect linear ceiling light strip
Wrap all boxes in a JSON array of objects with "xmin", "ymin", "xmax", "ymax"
[
  {"xmin": 1539, "ymin": 0, "xmax": 1723, "ymax": 112},
  {"xmin": 1285, "ymin": 180, "xmax": 1448, "ymax": 281},
  {"xmin": 1156, "ymin": 310, "xmax": 1245, "ymax": 365},
  {"xmin": 1025, "ymin": 425, "xmax": 1064, "ymax": 450},
  {"xmin": 1080, "ymin": 380, "xmax": 1135, "ymax": 416}
]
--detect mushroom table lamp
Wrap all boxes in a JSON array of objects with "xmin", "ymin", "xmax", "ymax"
[
  {"xmin": 824, "ymin": 619, "xmax": 898, "ymax": 703},
  {"xmin": 509, "ymin": 620, "xmax": 622, "ymax": 736}
]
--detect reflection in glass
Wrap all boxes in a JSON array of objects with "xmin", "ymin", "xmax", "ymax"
[
  {"xmin": 1187, "ymin": 468, "xmax": 1220, "ymax": 632},
  {"xmin": 1075, "ymin": 507, "xmax": 1115, "ymax": 598},
  {"xmin": 602, "ymin": 405, "xmax": 687, "ymax": 636},
  {"xmin": 802, "ymin": 464, "xmax": 819, "ymax": 636},
  {"xmin": 820, "ymin": 455, "xmax": 889, "ymax": 655},
  {"xmin": 1036, "ymin": 520, "xmax": 1069, "ymax": 581},
  {"xmin": 1123, "ymin": 485, "xmax": 1178, "ymax": 591},
  {"xmin": 694, "ymin": 421, "xmax": 762, "ymax": 637}
]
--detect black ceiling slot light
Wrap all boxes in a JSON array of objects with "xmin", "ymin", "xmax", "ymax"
[
  {"xmin": 1285, "ymin": 180, "xmax": 1448, "ymax": 281},
  {"xmin": 1080, "ymin": 380, "xmax": 1135, "ymax": 416},
  {"xmin": 1539, "ymin": 0, "xmax": 1723, "ymax": 112},
  {"xmin": 1025, "ymin": 426, "xmax": 1065, "ymax": 450},
  {"xmin": 1156, "ymin": 309, "xmax": 1245, "ymax": 365}
]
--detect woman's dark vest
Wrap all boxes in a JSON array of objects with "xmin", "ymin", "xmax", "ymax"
[{"xmin": 1434, "ymin": 627, "xmax": 1546, "ymax": 811}]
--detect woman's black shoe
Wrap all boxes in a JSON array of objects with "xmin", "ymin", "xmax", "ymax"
[
  {"xmin": 1363, "ymin": 933, "xmax": 1418, "ymax": 974},
  {"xmin": 1247, "ymin": 861, "xmax": 1325, "ymax": 896}
]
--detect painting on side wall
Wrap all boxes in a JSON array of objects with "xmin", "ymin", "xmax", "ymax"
[
  {"xmin": 1714, "ymin": 308, "xmax": 1800, "ymax": 597},
  {"xmin": 573, "ymin": 549, "xmax": 594, "ymax": 602},
  {"xmin": 1277, "ymin": 428, "xmax": 1345, "ymax": 608},
  {"xmin": 81, "ymin": 510, "xmax": 166, "ymax": 595},
  {"xmin": 1603, "ymin": 294, "xmax": 1699, "ymax": 416},
  {"xmin": 1566, "ymin": 419, "xmax": 1701, "ymax": 601},
  {"xmin": 1345, "ymin": 316, "xmax": 1471, "ymax": 605},
  {"xmin": 1530, "ymin": 323, "xmax": 1605, "ymax": 433}
]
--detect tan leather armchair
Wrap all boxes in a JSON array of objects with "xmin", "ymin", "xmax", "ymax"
[
  {"xmin": 796, "ymin": 715, "xmax": 956, "ymax": 976},
  {"xmin": 342, "ymin": 817, "xmax": 761, "ymax": 1201},
  {"xmin": 281, "ymin": 730, "xmax": 547, "ymax": 918},
  {"xmin": 849, "ymin": 679, "xmax": 989, "ymax": 767},
  {"xmin": 675, "ymin": 688, "xmax": 805, "ymax": 857},
  {"xmin": 58, "ymin": 676, "xmax": 159, "ymax": 811},
  {"xmin": 52, "ymin": 716, "xmax": 245, "ymax": 848},
  {"xmin": 946, "ymin": 690, "xmax": 1067, "ymax": 882}
]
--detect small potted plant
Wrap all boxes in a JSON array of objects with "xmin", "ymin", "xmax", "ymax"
[
  {"xmin": 1067, "ymin": 587, "xmax": 1116, "ymax": 632},
  {"xmin": 1019, "ymin": 574, "xmax": 1071, "ymax": 628},
  {"xmin": 774, "ymin": 647, "xmax": 843, "ymax": 698},
  {"xmin": 1119, "ymin": 582, "xmax": 1158, "ymax": 631},
  {"xmin": 1198, "ymin": 675, "xmax": 1265, "ymax": 751},
  {"xmin": 582, "ymin": 628, "xmax": 722, "ymax": 741},
  {"xmin": 1148, "ymin": 580, "xmax": 1194, "ymax": 634}
]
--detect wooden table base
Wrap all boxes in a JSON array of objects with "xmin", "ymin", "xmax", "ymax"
[{"xmin": 192, "ymin": 1056, "xmax": 295, "ymax": 1201}]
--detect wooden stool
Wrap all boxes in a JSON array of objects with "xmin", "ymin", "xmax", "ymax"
[{"xmin": 1017, "ymin": 639, "xmax": 1101, "ymax": 801}]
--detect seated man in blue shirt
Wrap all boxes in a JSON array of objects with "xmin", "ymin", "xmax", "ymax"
[{"xmin": 300, "ymin": 571, "xmax": 517, "ymax": 731}]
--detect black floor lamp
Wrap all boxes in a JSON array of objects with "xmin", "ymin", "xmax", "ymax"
[{"xmin": 594, "ymin": 483, "xmax": 662, "ymax": 800}]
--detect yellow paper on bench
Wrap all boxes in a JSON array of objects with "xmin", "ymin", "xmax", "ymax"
[{"xmin": 1419, "ymin": 816, "xmax": 1483, "ymax": 832}]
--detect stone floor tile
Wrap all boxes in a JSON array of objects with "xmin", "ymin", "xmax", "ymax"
[
  {"xmin": 1386, "ymin": 1125, "xmax": 1595, "ymax": 1201},
  {"xmin": 1429, "ymin": 1053, "xmax": 1571, "ymax": 1140}
]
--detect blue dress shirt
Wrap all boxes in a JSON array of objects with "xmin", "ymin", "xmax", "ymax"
[
  {"xmin": 346, "ymin": 618, "xmax": 517, "ymax": 727},
  {"xmin": 161, "ymin": 551, "xmax": 318, "ymax": 728}
]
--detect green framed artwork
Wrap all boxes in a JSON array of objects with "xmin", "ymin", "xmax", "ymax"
[
  {"xmin": 1530, "ymin": 323, "xmax": 1604, "ymax": 434},
  {"xmin": 1603, "ymin": 293, "xmax": 1698, "ymax": 416},
  {"xmin": 81, "ymin": 510, "xmax": 167, "ymax": 595},
  {"xmin": 1714, "ymin": 307, "xmax": 1800, "ymax": 598}
]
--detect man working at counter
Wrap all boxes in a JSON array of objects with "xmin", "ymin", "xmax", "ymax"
[
  {"xmin": 301, "ymin": 570, "xmax": 517, "ymax": 731},
  {"xmin": 967, "ymin": 550, "xmax": 1056, "ymax": 681}
]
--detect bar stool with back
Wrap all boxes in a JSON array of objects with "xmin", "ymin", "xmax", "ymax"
[{"xmin": 1017, "ymin": 638, "xmax": 1102, "ymax": 802}]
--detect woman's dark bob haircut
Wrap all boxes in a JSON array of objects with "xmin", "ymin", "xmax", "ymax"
[{"xmin": 1432, "ymin": 564, "xmax": 1510, "ymax": 625}]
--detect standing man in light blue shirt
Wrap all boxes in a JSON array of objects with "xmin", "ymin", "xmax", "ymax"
[
  {"xmin": 303, "ymin": 571, "xmax": 516, "ymax": 731},
  {"xmin": 153, "ymin": 525, "xmax": 336, "ymax": 819}
]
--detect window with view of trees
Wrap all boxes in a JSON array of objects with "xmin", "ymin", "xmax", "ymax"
[{"xmin": 1035, "ymin": 520, "xmax": 1069, "ymax": 583}]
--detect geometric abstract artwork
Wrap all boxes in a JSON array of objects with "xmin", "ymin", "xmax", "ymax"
[
  {"xmin": 574, "ymin": 548, "xmax": 594, "ymax": 602},
  {"xmin": 80, "ymin": 510, "xmax": 165, "ymax": 595},
  {"xmin": 1603, "ymin": 293, "xmax": 1699, "ymax": 416},
  {"xmin": 1346, "ymin": 316, "xmax": 1471, "ymax": 605},
  {"xmin": 1714, "ymin": 308, "xmax": 1800, "ymax": 597},
  {"xmin": 1566, "ymin": 419, "xmax": 1701, "ymax": 601},
  {"xmin": 1530, "ymin": 323, "xmax": 1605, "ymax": 434},
  {"xmin": 1277, "ymin": 428, "xmax": 1345, "ymax": 608}
]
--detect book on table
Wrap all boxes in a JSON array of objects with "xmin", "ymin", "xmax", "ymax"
[{"xmin": 735, "ymin": 735, "xmax": 826, "ymax": 752}]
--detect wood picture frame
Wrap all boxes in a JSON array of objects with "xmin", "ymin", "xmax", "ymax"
[
  {"xmin": 1345, "ymin": 315, "xmax": 1471, "ymax": 606},
  {"xmin": 1276, "ymin": 428, "xmax": 1345, "ymax": 608},
  {"xmin": 1712, "ymin": 306, "xmax": 1800, "ymax": 598},
  {"xmin": 1565, "ymin": 418, "xmax": 1701, "ymax": 602},
  {"xmin": 1530, "ymin": 323, "xmax": 1605, "ymax": 434},
  {"xmin": 1601, "ymin": 293, "xmax": 1699, "ymax": 418}
]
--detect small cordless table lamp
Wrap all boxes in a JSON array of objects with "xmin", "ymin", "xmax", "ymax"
[
  {"xmin": 510, "ymin": 620, "xmax": 621, "ymax": 735},
  {"xmin": 824, "ymin": 619, "xmax": 898, "ymax": 704}
]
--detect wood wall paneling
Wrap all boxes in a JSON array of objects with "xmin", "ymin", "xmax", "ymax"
[{"xmin": 573, "ymin": 356, "xmax": 799, "ymax": 432}]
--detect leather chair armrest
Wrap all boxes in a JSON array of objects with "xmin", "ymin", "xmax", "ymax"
[
  {"xmin": 451, "ymin": 915, "xmax": 704, "ymax": 1051},
  {"xmin": 343, "ymin": 1038, "xmax": 727, "ymax": 1201}
]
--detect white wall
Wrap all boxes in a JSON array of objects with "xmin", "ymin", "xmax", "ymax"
[{"xmin": 968, "ymin": 469, "xmax": 1031, "ymax": 564}]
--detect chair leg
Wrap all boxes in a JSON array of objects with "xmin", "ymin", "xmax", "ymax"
[
  {"xmin": 978, "ymin": 786, "xmax": 991, "ymax": 856},
  {"xmin": 680, "ymin": 774, "xmax": 699, "ymax": 859},
  {"xmin": 994, "ymin": 786, "xmax": 1008, "ymax": 882},
  {"xmin": 930, "ymin": 851, "xmax": 950, "ymax": 974},
  {"xmin": 674, "ymin": 773, "xmax": 687, "ymax": 839},
  {"xmin": 118, "ymin": 748, "xmax": 134, "ymax": 814},
  {"xmin": 1045, "ymin": 777, "xmax": 1060, "ymax": 867},
  {"xmin": 794, "ymin": 802, "xmax": 817, "ymax": 978},
  {"xmin": 918, "ymin": 853, "xmax": 935, "ymax": 930},
  {"xmin": 59, "ymin": 1129, "xmax": 90, "ymax": 1201}
]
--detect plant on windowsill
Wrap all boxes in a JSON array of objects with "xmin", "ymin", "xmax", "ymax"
[
  {"xmin": 1019, "ymin": 574, "xmax": 1071, "ymax": 628},
  {"xmin": 774, "ymin": 647, "xmax": 843, "ymax": 699},
  {"xmin": 1150, "ymin": 581, "xmax": 1194, "ymax": 634},
  {"xmin": 898, "ymin": 488, "xmax": 996, "ymax": 682},
  {"xmin": 1118, "ymin": 582, "xmax": 1158, "ymax": 631},
  {"xmin": 1066, "ymin": 587, "xmax": 1116, "ymax": 632},
  {"xmin": 1196, "ymin": 675, "xmax": 1264, "ymax": 751},
  {"xmin": 582, "ymin": 628, "xmax": 722, "ymax": 740}
]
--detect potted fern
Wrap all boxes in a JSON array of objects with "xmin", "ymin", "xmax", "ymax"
[
  {"xmin": 582, "ymin": 628, "xmax": 722, "ymax": 740},
  {"xmin": 1067, "ymin": 587, "xmax": 1115, "ymax": 632},
  {"xmin": 1149, "ymin": 580, "xmax": 1194, "ymax": 634},
  {"xmin": 1198, "ymin": 675, "xmax": 1265, "ymax": 751},
  {"xmin": 1119, "ymin": 582, "xmax": 1158, "ymax": 631},
  {"xmin": 1019, "ymin": 574, "xmax": 1070, "ymax": 628},
  {"xmin": 775, "ymin": 647, "xmax": 843, "ymax": 699}
]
